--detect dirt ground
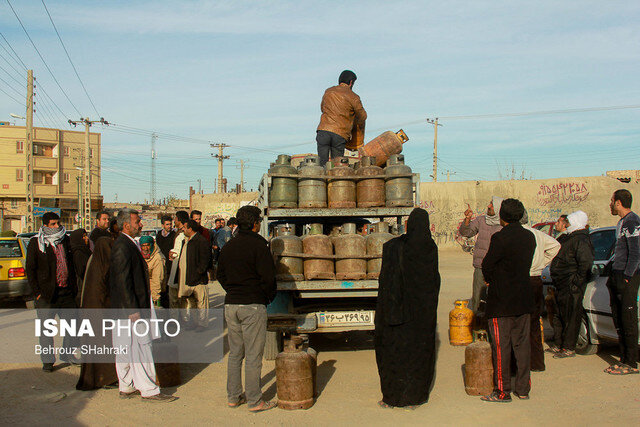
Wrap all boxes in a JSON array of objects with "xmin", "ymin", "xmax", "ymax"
[{"xmin": 1, "ymin": 248, "xmax": 639, "ymax": 425}]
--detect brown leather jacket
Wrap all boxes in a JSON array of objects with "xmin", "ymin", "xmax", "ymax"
[{"xmin": 317, "ymin": 83, "xmax": 367, "ymax": 141}]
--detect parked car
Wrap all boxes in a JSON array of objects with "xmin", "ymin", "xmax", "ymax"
[{"xmin": 0, "ymin": 237, "xmax": 31, "ymax": 300}]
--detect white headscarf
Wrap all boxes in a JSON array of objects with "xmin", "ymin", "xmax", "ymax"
[
  {"xmin": 485, "ymin": 196, "xmax": 504, "ymax": 226},
  {"xmin": 566, "ymin": 210, "xmax": 588, "ymax": 233},
  {"xmin": 36, "ymin": 225, "xmax": 67, "ymax": 253}
]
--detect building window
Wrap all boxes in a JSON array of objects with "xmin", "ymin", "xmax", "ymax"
[
  {"xmin": 16, "ymin": 140, "xmax": 24, "ymax": 153},
  {"xmin": 63, "ymin": 172, "xmax": 70, "ymax": 183},
  {"xmin": 16, "ymin": 169, "xmax": 23, "ymax": 182},
  {"xmin": 89, "ymin": 148, "xmax": 94, "ymax": 158},
  {"xmin": 64, "ymin": 146, "xmax": 70, "ymax": 157},
  {"xmin": 10, "ymin": 199, "xmax": 18, "ymax": 209}
]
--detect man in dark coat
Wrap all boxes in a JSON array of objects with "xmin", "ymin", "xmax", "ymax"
[
  {"xmin": 90, "ymin": 211, "xmax": 111, "ymax": 243},
  {"xmin": 155, "ymin": 214, "xmax": 176, "ymax": 307},
  {"xmin": 110, "ymin": 208, "xmax": 176, "ymax": 402},
  {"xmin": 375, "ymin": 208, "xmax": 440, "ymax": 408},
  {"xmin": 481, "ymin": 198, "xmax": 536, "ymax": 402},
  {"xmin": 26, "ymin": 212, "xmax": 78, "ymax": 372},
  {"xmin": 549, "ymin": 210, "xmax": 594, "ymax": 359},
  {"xmin": 217, "ymin": 205, "xmax": 277, "ymax": 412}
]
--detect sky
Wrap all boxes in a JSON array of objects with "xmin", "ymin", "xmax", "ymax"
[{"xmin": 0, "ymin": 0, "xmax": 639, "ymax": 202}]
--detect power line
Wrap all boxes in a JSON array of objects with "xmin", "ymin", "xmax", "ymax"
[
  {"xmin": 0, "ymin": 31, "xmax": 27, "ymax": 70},
  {"xmin": 40, "ymin": 0, "xmax": 100, "ymax": 117},
  {"xmin": 0, "ymin": 85, "xmax": 22, "ymax": 105},
  {"xmin": 5, "ymin": 0, "xmax": 82, "ymax": 116}
]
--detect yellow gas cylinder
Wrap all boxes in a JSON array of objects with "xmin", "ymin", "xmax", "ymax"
[{"xmin": 449, "ymin": 300, "xmax": 474, "ymax": 346}]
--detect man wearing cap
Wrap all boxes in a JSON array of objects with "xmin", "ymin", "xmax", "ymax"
[
  {"xmin": 549, "ymin": 210, "xmax": 594, "ymax": 359},
  {"xmin": 316, "ymin": 70, "xmax": 367, "ymax": 166}
]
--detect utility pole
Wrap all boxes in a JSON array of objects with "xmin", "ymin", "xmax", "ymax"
[
  {"xmin": 150, "ymin": 133, "xmax": 157, "ymax": 204},
  {"xmin": 69, "ymin": 117, "xmax": 109, "ymax": 229},
  {"xmin": 236, "ymin": 159, "xmax": 246, "ymax": 193},
  {"xmin": 197, "ymin": 179, "xmax": 202, "ymax": 194},
  {"xmin": 25, "ymin": 70, "xmax": 34, "ymax": 232},
  {"xmin": 426, "ymin": 118, "xmax": 442, "ymax": 183},
  {"xmin": 211, "ymin": 143, "xmax": 229, "ymax": 193}
]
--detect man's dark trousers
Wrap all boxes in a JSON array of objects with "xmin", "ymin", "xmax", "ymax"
[
  {"xmin": 316, "ymin": 130, "xmax": 346, "ymax": 166},
  {"xmin": 487, "ymin": 314, "xmax": 531, "ymax": 397},
  {"xmin": 529, "ymin": 276, "xmax": 545, "ymax": 370},
  {"xmin": 554, "ymin": 280, "xmax": 586, "ymax": 350},
  {"xmin": 35, "ymin": 288, "xmax": 78, "ymax": 364},
  {"xmin": 607, "ymin": 271, "xmax": 640, "ymax": 368}
]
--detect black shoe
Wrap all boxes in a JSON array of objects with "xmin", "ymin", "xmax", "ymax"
[
  {"xmin": 481, "ymin": 391, "xmax": 512, "ymax": 403},
  {"xmin": 514, "ymin": 392, "xmax": 530, "ymax": 400},
  {"xmin": 531, "ymin": 367, "xmax": 545, "ymax": 372},
  {"xmin": 42, "ymin": 363, "xmax": 54, "ymax": 372}
]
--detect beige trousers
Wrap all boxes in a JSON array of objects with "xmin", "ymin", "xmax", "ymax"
[{"xmin": 184, "ymin": 284, "xmax": 209, "ymax": 327}]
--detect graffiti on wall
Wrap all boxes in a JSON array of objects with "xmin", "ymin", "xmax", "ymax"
[{"xmin": 537, "ymin": 182, "xmax": 590, "ymax": 206}]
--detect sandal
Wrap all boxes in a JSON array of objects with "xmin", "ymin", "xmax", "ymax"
[
  {"xmin": 545, "ymin": 346, "xmax": 561, "ymax": 354},
  {"xmin": 228, "ymin": 395, "xmax": 246, "ymax": 408},
  {"xmin": 248, "ymin": 400, "xmax": 276, "ymax": 413},
  {"xmin": 604, "ymin": 364, "xmax": 621, "ymax": 374},
  {"xmin": 378, "ymin": 400, "xmax": 393, "ymax": 409},
  {"xmin": 607, "ymin": 364, "xmax": 639, "ymax": 375},
  {"xmin": 553, "ymin": 349, "xmax": 576, "ymax": 359}
]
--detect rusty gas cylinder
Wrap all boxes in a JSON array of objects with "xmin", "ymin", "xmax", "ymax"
[
  {"xmin": 366, "ymin": 222, "xmax": 394, "ymax": 279},
  {"xmin": 385, "ymin": 154, "xmax": 413, "ymax": 207},
  {"xmin": 327, "ymin": 157, "xmax": 356, "ymax": 208},
  {"xmin": 334, "ymin": 223, "xmax": 366, "ymax": 280},
  {"xmin": 464, "ymin": 330, "xmax": 494, "ymax": 396},
  {"xmin": 299, "ymin": 334, "xmax": 317, "ymax": 397},
  {"xmin": 269, "ymin": 154, "xmax": 298, "ymax": 208},
  {"xmin": 271, "ymin": 225, "xmax": 304, "ymax": 281},
  {"xmin": 355, "ymin": 156, "xmax": 385, "ymax": 208},
  {"xmin": 359, "ymin": 129, "xmax": 409, "ymax": 167},
  {"xmin": 302, "ymin": 223, "xmax": 335, "ymax": 280},
  {"xmin": 449, "ymin": 300, "xmax": 474, "ymax": 346},
  {"xmin": 276, "ymin": 336, "xmax": 315, "ymax": 410},
  {"xmin": 298, "ymin": 155, "xmax": 327, "ymax": 208}
]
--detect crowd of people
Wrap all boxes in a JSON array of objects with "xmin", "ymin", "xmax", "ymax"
[{"xmin": 22, "ymin": 187, "xmax": 639, "ymax": 411}]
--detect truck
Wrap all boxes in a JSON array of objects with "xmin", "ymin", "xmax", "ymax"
[{"xmin": 257, "ymin": 169, "xmax": 420, "ymax": 359}]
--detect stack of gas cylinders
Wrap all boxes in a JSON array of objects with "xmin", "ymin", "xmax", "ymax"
[
  {"xmin": 268, "ymin": 130, "xmax": 414, "ymax": 209},
  {"xmin": 271, "ymin": 222, "xmax": 394, "ymax": 281}
]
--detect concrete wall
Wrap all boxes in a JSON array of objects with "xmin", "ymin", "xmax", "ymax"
[
  {"xmin": 418, "ymin": 176, "xmax": 640, "ymax": 247},
  {"xmin": 190, "ymin": 192, "xmax": 259, "ymax": 228}
]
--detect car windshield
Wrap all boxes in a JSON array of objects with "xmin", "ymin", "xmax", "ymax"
[
  {"xmin": 590, "ymin": 229, "xmax": 616, "ymax": 261},
  {"xmin": 0, "ymin": 240, "xmax": 22, "ymax": 258}
]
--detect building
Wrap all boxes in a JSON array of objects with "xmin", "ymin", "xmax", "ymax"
[
  {"xmin": 0, "ymin": 123, "xmax": 102, "ymax": 232},
  {"xmin": 606, "ymin": 170, "xmax": 640, "ymax": 184}
]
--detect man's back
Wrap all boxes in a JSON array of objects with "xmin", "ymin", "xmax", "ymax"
[
  {"xmin": 317, "ymin": 84, "xmax": 367, "ymax": 141},
  {"xmin": 110, "ymin": 234, "xmax": 149, "ymax": 309}
]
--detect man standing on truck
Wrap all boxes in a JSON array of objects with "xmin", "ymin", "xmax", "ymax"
[
  {"xmin": 458, "ymin": 197, "xmax": 504, "ymax": 314},
  {"xmin": 316, "ymin": 70, "xmax": 367, "ymax": 166},
  {"xmin": 605, "ymin": 189, "xmax": 640, "ymax": 375}
]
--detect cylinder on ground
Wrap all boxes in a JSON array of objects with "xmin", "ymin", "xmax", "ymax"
[
  {"xmin": 302, "ymin": 223, "xmax": 335, "ymax": 280},
  {"xmin": 334, "ymin": 223, "xmax": 366, "ymax": 280},
  {"xmin": 298, "ymin": 155, "xmax": 327, "ymax": 208},
  {"xmin": 269, "ymin": 154, "xmax": 298, "ymax": 208},
  {"xmin": 271, "ymin": 225, "xmax": 304, "ymax": 281},
  {"xmin": 385, "ymin": 154, "xmax": 413, "ymax": 207},
  {"xmin": 276, "ymin": 336, "xmax": 315, "ymax": 410},
  {"xmin": 355, "ymin": 156, "xmax": 385, "ymax": 208},
  {"xmin": 464, "ymin": 330, "xmax": 494, "ymax": 396},
  {"xmin": 366, "ymin": 222, "xmax": 394, "ymax": 279},
  {"xmin": 327, "ymin": 157, "xmax": 356, "ymax": 208},
  {"xmin": 358, "ymin": 129, "xmax": 409, "ymax": 167}
]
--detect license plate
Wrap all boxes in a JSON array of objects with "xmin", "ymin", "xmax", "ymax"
[{"xmin": 316, "ymin": 310, "xmax": 375, "ymax": 327}]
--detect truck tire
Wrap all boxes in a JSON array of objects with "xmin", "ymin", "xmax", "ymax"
[
  {"xmin": 575, "ymin": 313, "xmax": 598, "ymax": 356},
  {"xmin": 264, "ymin": 330, "xmax": 283, "ymax": 360}
]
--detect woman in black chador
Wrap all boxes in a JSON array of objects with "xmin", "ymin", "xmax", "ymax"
[{"xmin": 375, "ymin": 208, "xmax": 441, "ymax": 408}]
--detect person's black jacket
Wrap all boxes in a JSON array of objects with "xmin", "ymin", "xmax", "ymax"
[
  {"xmin": 155, "ymin": 229, "xmax": 176, "ymax": 262},
  {"xmin": 26, "ymin": 235, "xmax": 77, "ymax": 303},
  {"xmin": 217, "ymin": 229, "xmax": 276, "ymax": 305},
  {"xmin": 481, "ymin": 223, "xmax": 536, "ymax": 318},
  {"xmin": 184, "ymin": 232, "xmax": 211, "ymax": 286},
  {"xmin": 550, "ymin": 228, "xmax": 594, "ymax": 289},
  {"xmin": 109, "ymin": 234, "xmax": 150, "ymax": 309},
  {"xmin": 90, "ymin": 227, "xmax": 111, "ymax": 243}
]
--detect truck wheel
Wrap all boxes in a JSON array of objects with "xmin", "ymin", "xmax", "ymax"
[
  {"xmin": 264, "ymin": 330, "xmax": 283, "ymax": 360},
  {"xmin": 575, "ymin": 313, "xmax": 598, "ymax": 356}
]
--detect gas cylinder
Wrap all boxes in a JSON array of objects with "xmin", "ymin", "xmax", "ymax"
[
  {"xmin": 449, "ymin": 300, "xmax": 474, "ymax": 346},
  {"xmin": 271, "ymin": 225, "xmax": 304, "ymax": 281},
  {"xmin": 302, "ymin": 223, "xmax": 335, "ymax": 280},
  {"xmin": 355, "ymin": 156, "xmax": 385, "ymax": 208},
  {"xmin": 299, "ymin": 334, "xmax": 318, "ymax": 397},
  {"xmin": 298, "ymin": 155, "xmax": 327, "ymax": 208},
  {"xmin": 327, "ymin": 157, "xmax": 356, "ymax": 208},
  {"xmin": 464, "ymin": 330, "xmax": 494, "ymax": 396},
  {"xmin": 366, "ymin": 222, "xmax": 394, "ymax": 279},
  {"xmin": 329, "ymin": 225, "xmax": 342, "ymax": 245},
  {"xmin": 334, "ymin": 223, "xmax": 366, "ymax": 280},
  {"xmin": 359, "ymin": 129, "xmax": 409, "ymax": 167},
  {"xmin": 269, "ymin": 154, "xmax": 298, "ymax": 208},
  {"xmin": 385, "ymin": 154, "xmax": 413, "ymax": 207},
  {"xmin": 276, "ymin": 336, "xmax": 315, "ymax": 410}
]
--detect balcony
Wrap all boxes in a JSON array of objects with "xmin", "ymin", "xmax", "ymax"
[
  {"xmin": 34, "ymin": 184, "xmax": 58, "ymax": 197},
  {"xmin": 34, "ymin": 156, "xmax": 58, "ymax": 170}
]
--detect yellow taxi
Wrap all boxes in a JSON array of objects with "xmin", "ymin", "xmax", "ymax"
[{"xmin": 0, "ymin": 237, "xmax": 31, "ymax": 299}]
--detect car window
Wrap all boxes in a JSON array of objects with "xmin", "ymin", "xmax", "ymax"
[
  {"xmin": 590, "ymin": 230, "xmax": 616, "ymax": 261},
  {"xmin": 0, "ymin": 240, "xmax": 22, "ymax": 258}
]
